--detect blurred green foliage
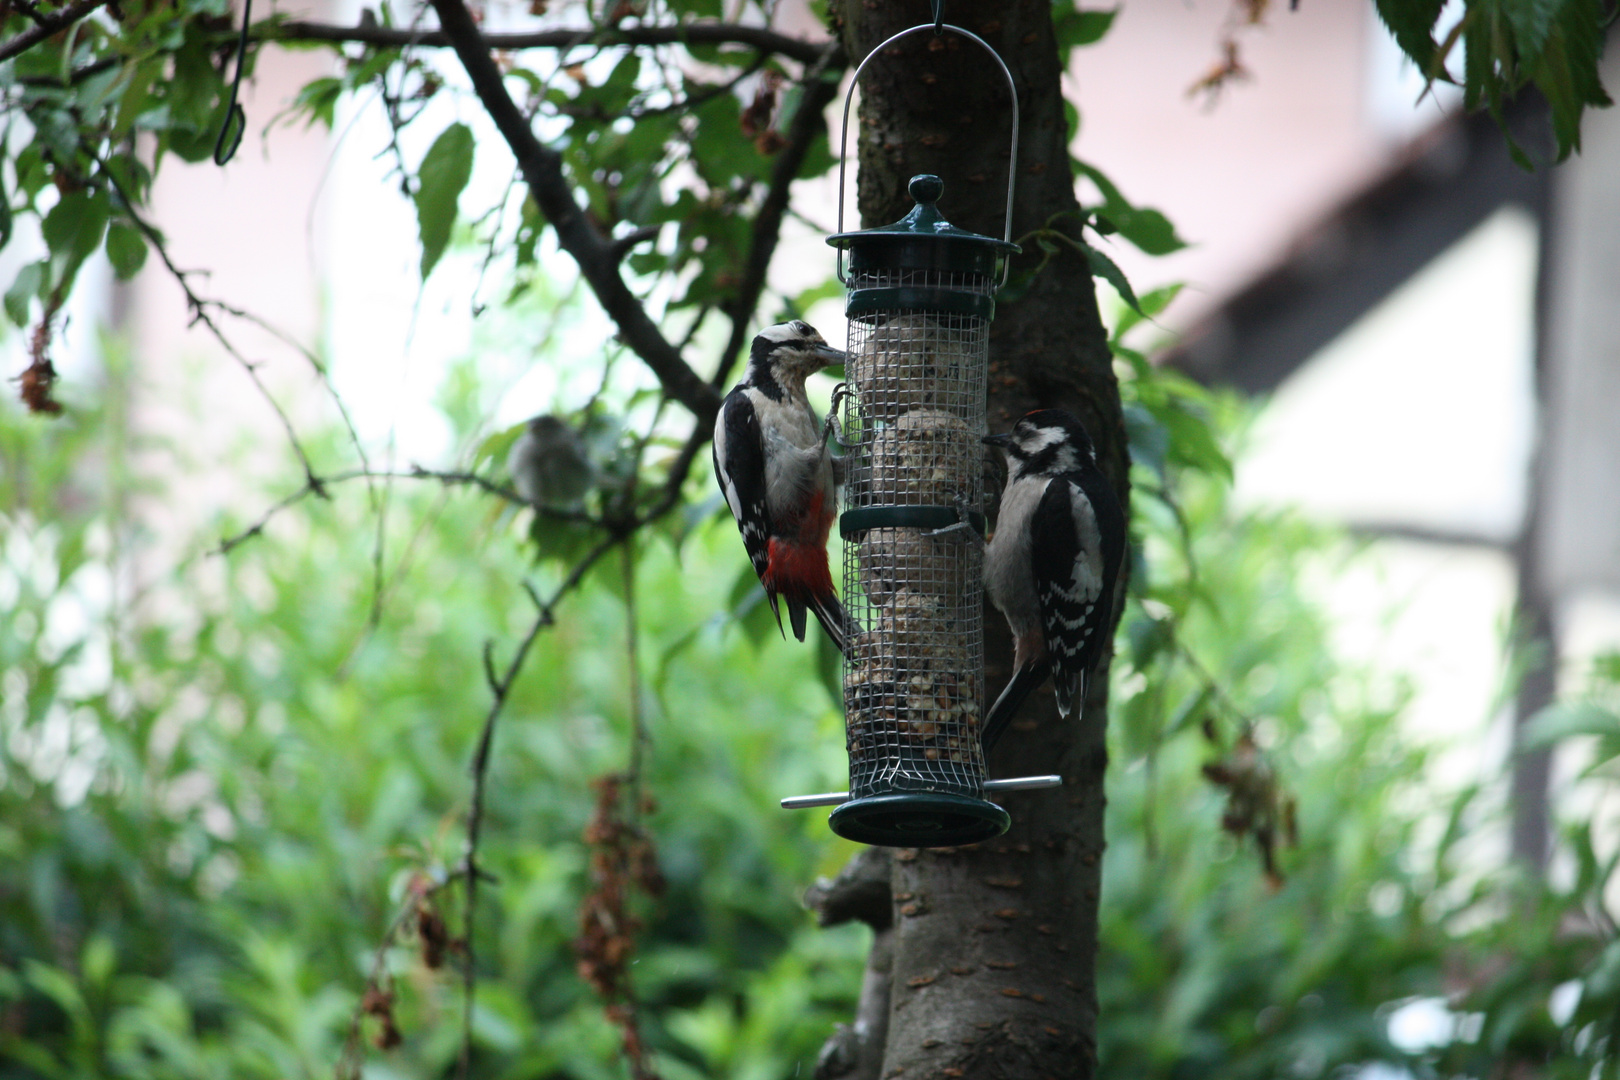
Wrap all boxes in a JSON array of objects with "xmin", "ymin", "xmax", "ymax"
[
  {"xmin": 0, "ymin": 359, "xmax": 868, "ymax": 1078},
  {"xmin": 6, "ymin": 316, "xmax": 1620, "ymax": 1078},
  {"xmin": 1096, "ymin": 296, "xmax": 1620, "ymax": 1079}
]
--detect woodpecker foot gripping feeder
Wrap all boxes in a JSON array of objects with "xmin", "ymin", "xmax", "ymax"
[{"xmin": 780, "ymin": 16, "xmax": 1059, "ymax": 847}]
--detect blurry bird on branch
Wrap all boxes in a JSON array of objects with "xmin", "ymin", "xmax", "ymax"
[{"xmin": 507, "ymin": 414, "xmax": 596, "ymax": 509}]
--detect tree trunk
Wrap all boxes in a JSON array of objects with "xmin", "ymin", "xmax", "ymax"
[{"xmin": 820, "ymin": 2, "xmax": 1128, "ymax": 1077}]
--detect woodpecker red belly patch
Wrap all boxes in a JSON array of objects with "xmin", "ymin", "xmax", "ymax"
[{"xmin": 764, "ymin": 537, "xmax": 834, "ymax": 598}]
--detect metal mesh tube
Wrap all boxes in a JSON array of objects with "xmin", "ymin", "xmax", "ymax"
[{"xmin": 841, "ymin": 268, "xmax": 994, "ymax": 800}]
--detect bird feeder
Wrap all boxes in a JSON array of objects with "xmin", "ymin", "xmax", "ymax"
[{"xmin": 780, "ymin": 17, "xmax": 1059, "ymax": 847}]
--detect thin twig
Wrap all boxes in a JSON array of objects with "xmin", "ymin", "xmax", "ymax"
[
  {"xmin": 335, "ymin": 884, "xmax": 432, "ymax": 1080},
  {"xmin": 0, "ymin": 0, "xmax": 109, "ymax": 63},
  {"xmin": 208, "ymin": 298, "xmax": 373, "ymax": 481},
  {"xmin": 94, "ymin": 154, "xmax": 329, "ymax": 496},
  {"xmin": 621, "ymin": 541, "xmax": 649, "ymax": 820},
  {"xmin": 557, "ymin": 50, "xmax": 767, "ymax": 122},
  {"xmin": 214, "ymin": 465, "xmax": 593, "ymax": 555},
  {"xmin": 265, "ymin": 17, "xmax": 834, "ymax": 65}
]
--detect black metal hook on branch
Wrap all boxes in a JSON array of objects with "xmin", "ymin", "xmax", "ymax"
[{"xmin": 212, "ymin": 0, "xmax": 253, "ymax": 165}]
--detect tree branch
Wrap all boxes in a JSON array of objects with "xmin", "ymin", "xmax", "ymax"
[
  {"xmin": 426, "ymin": 0, "xmax": 723, "ymax": 424},
  {"xmin": 0, "ymin": 0, "xmax": 109, "ymax": 63},
  {"xmin": 265, "ymin": 18, "xmax": 833, "ymax": 65},
  {"xmin": 213, "ymin": 465, "xmax": 593, "ymax": 556},
  {"xmin": 713, "ymin": 42, "xmax": 842, "ymax": 389}
]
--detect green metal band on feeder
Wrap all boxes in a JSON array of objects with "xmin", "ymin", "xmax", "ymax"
[
  {"xmin": 839, "ymin": 505, "xmax": 987, "ymax": 540},
  {"xmin": 844, "ymin": 287, "xmax": 994, "ymax": 321}
]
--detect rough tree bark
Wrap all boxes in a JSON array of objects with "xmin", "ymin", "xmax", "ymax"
[{"xmin": 814, "ymin": 2, "xmax": 1129, "ymax": 1077}]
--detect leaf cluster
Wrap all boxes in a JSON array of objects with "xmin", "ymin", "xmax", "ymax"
[
  {"xmin": 0, "ymin": 0, "xmax": 265, "ymax": 328},
  {"xmin": 1373, "ymin": 0, "xmax": 1613, "ymax": 163}
]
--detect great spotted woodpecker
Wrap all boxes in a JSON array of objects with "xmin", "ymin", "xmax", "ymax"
[
  {"xmin": 980, "ymin": 408, "xmax": 1125, "ymax": 754},
  {"xmin": 713, "ymin": 321, "xmax": 850, "ymax": 652}
]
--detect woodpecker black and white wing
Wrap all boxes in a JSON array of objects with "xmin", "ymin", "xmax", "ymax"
[
  {"xmin": 1032, "ymin": 475, "xmax": 1107, "ymax": 717},
  {"xmin": 713, "ymin": 391, "xmax": 778, "ymax": 622}
]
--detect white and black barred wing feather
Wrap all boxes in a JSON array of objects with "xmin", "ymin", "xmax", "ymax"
[
  {"xmin": 713, "ymin": 390, "xmax": 776, "ymax": 616},
  {"xmin": 1031, "ymin": 473, "xmax": 1111, "ymax": 717}
]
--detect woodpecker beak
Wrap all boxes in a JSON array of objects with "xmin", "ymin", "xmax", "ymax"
[
  {"xmin": 813, "ymin": 344, "xmax": 847, "ymax": 366},
  {"xmin": 982, "ymin": 432, "xmax": 1013, "ymax": 448}
]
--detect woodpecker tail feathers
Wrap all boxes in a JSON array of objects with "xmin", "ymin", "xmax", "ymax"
[
  {"xmin": 981, "ymin": 659, "xmax": 1051, "ymax": 756},
  {"xmin": 783, "ymin": 591, "xmax": 849, "ymax": 654},
  {"xmin": 785, "ymin": 595, "xmax": 809, "ymax": 643},
  {"xmin": 809, "ymin": 591, "xmax": 849, "ymax": 655},
  {"xmin": 1052, "ymin": 668, "xmax": 1086, "ymax": 719}
]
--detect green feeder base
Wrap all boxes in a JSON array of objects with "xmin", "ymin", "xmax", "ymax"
[{"xmin": 829, "ymin": 791, "xmax": 1010, "ymax": 848}]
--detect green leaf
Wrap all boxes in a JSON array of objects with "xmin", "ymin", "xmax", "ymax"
[
  {"xmin": 1522, "ymin": 702, "xmax": 1620, "ymax": 748},
  {"xmin": 690, "ymin": 92, "xmax": 766, "ymax": 186},
  {"xmin": 1461, "ymin": 6, "xmax": 1494, "ymax": 113},
  {"xmin": 1122, "ymin": 402, "xmax": 1168, "ymax": 482},
  {"xmin": 1502, "ymin": 0, "xmax": 1562, "ymax": 67},
  {"xmin": 1126, "ymin": 611, "xmax": 1172, "ymax": 672},
  {"xmin": 105, "ymin": 222, "xmax": 148, "ymax": 280},
  {"xmin": 291, "ymin": 76, "xmax": 344, "ymax": 130},
  {"xmin": 5, "ymin": 261, "xmax": 44, "ymax": 326},
  {"xmin": 414, "ymin": 121, "xmax": 475, "ymax": 279},
  {"xmin": 1053, "ymin": 6, "xmax": 1118, "ymax": 52},
  {"xmin": 1166, "ymin": 683, "xmax": 1215, "ymax": 738},
  {"xmin": 1073, "ymin": 161, "xmax": 1187, "ymax": 255},
  {"xmin": 1372, "ymin": 0, "xmax": 1445, "ymax": 72},
  {"xmin": 514, "ymin": 195, "xmax": 545, "ymax": 269},
  {"xmin": 1112, "ymin": 281, "xmax": 1183, "ymax": 342},
  {"xmin": 1527, "ymin": 0, "xmax": 1612, "ymax": 161},
  {"xmin": 1160, "ymin": 404, "xmax": 1233, "ymax": 483},
  {"xmin": 1110, "ymin": 207, "xmax": 1185, "ymax": 257},
  {"xmin": 779, "ymin": 276, "xmax": 842, "ymax": 322},
  {"xmin": 475, "ymin": 421, "xmax": 527, "ymax": 474},
  {"xmin": 1083, "ymin": 240, "xmax": 1142, "ymax": 314},
  {"xmin": 42, "ymin": 191, "xmax": 110, "ymax": 290}
]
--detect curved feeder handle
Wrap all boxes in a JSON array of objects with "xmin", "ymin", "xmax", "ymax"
[
  {"xmin": 781, "ymin": 775, "xmax": 1062, "ymax": 810},
  {"xmin": 834, "ymin": 21, "xmax": 1020, "ymax": 288}
]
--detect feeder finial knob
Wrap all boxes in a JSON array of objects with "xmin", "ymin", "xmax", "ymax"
[{"xmin": 908, "ymin": 174, "xmax": 944, "ymax": 205}]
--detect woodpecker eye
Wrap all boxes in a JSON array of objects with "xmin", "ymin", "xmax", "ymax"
[{"xmin": 792, "ymin": 320, "xmax": 812, "ymax": 337}]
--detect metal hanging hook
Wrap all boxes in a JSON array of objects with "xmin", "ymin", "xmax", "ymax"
[
  {"xmin": 834, "ymin": 20, "xmax": 1020, "ymax": 287},
  {"xmin": 212, "ymin": 0, "xmax": 253, "ymax": 166}
]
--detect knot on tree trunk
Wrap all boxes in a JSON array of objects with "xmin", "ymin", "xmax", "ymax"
[{"xmin": 805, "ymin": 846, "xmax": 894, "ymax": 930}]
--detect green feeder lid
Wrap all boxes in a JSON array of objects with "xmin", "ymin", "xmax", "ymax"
[{"xmin": 828, "ymin": 174, "xmax": 1020, "ymax": 279}]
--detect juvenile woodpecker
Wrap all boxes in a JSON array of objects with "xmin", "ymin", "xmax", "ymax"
[
  {"xmin": 713, "ymin": 321, "xmax": 850, "ymax": 652},
  {"xmin": 980, "ymin": 408, "xmax": 1125, "ymax": 754},
  {"xmin": 507, "ymin": 414, "xmax": 595, "ymax": 509}
]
